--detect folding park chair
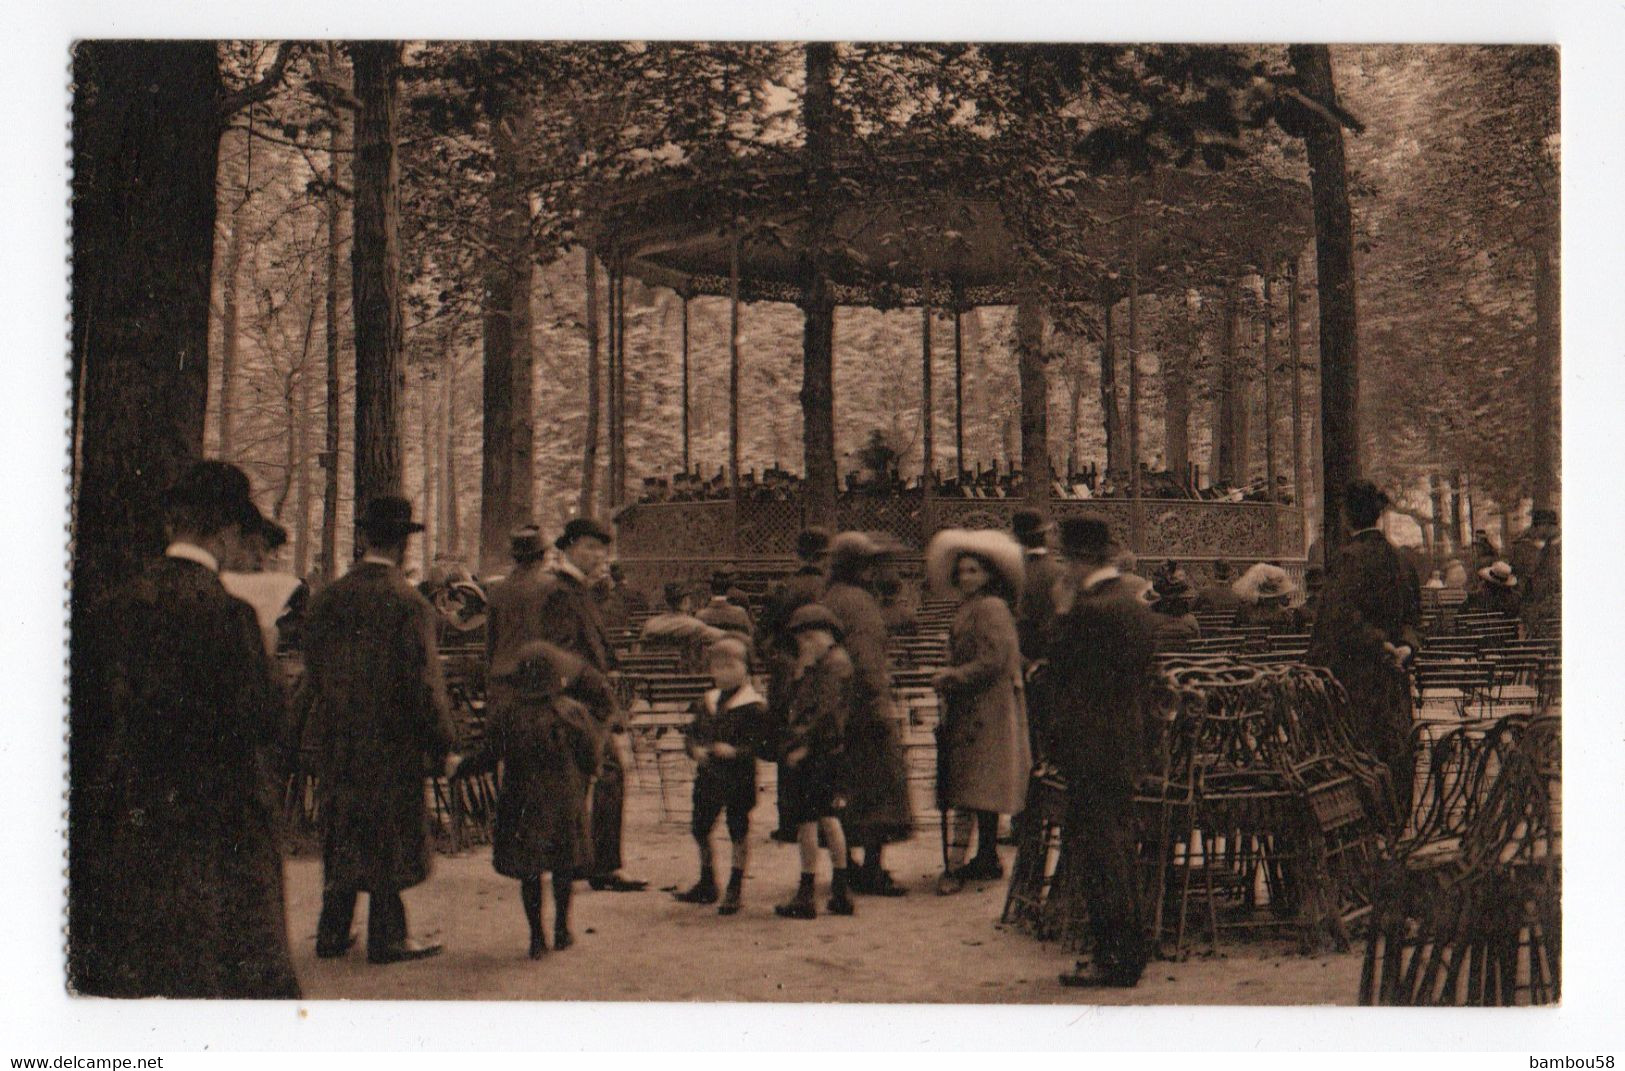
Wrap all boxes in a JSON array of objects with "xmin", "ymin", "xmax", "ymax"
[
  {"xmin": 652, "ymin": 732, "xmax": 697, "ymax": 827},
  {"xmin": 625, "ymin": 701, "xmax": 692, "ymax": 789},
  {"xmin": 1414, "ymin": 660, "xmax": 1495, "ymax": 720}
]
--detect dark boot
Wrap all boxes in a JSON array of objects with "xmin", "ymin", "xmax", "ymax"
[
  {"xmin": 827, "ymin": 867, "xmax": 856, "ymax": 916},
  {"xmin": 521, "ymin": 876, "xmax": 547, "ymax": 959},
  {"xmin": 774, "ymin": 873, "xmax": 817, "ymax": 920},
  {"xmin": 718, "ymin": 868, "xmax": 745, "ymax": 916},
  {"xmin": 674, "ymin": 870, "xmax": 719, "ymax": 904},
  {"xmin": 552, "ymin": 871, "xmax": 575, "ymax": 951}
]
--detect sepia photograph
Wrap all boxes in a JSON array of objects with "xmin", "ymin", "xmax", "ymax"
[{"xmin": 26, "ymin": 7, "xmax": 1616, "ymax": 1045}]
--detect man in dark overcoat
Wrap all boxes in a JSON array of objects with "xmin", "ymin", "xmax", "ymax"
[
  {"xmin": 540, "ymin": 517, "xmax": 647, "ymax": 892},
  {"xmin": 756, "ymin": 528, "xmax": 831, "ymax": 842},
  {"xmin": 1519, "ymin": 513, "xmax": 1561, "ymax": 639},
  {"xmin": 70, "ymin": 461, "xmax": 301, "ymax": 997},
  {"xmin": 821, "ymin": 531, "xmax": 914, "ymax": 896},
  {"xmin": 1306, "ymin": 481, "xmax": 1423, "ymax": 822},
  {"xmin": 1011, "ymin": 509, "xmax": 1064, "ymax": 665},
  {"xmin": 303, "ymin": 496, "xmax": 456, "ymax": 964},
  {"xmin": 1048, "ymin": 518, "xmax": 1160, "ymax": 989}
]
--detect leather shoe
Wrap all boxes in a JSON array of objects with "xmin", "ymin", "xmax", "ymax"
[
  {"xmin": 849, "ymin": 868, "xmax": 909, "ymax": 897},
  {"xmin": 588, "ymin": 874, "xmax": 649, "ymax": 892},
  {"xmin": 1058, "ymin": 966, "xmax": 1139, "ymax": 988},
  {"xmin": 367, "ymin": 939, "xmax": 444, "ymax": 965},
  {"xmin": 316, "ymin": 933, "xmax": 357, "ymax": 959}
]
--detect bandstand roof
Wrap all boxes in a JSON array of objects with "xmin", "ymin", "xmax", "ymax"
[{"xmin": 595, "ymin": 157, "xmax": 1315, "ymax": 308}]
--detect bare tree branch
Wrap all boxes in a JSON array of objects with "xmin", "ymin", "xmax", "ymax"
[{"xmin": 219, "ymin": 41, "xmax": 301, "ymax": 120}]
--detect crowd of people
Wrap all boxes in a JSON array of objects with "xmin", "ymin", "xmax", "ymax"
[
  {"xmin": 70, "ymin": 454, "xmax": 1559, "ymax": 998},
  {"xmin": 633, "ymin": 461, "xmax": 1298, "ymax": 505}
]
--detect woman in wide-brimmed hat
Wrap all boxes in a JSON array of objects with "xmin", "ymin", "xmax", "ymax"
[
  {"xmin": 1233, "ymin": 562, "xmax": 1306, "ymax": 634},
  {"xmin": 925, "ymin": 528, "xmax": 1032, "ymax": 894},
  {"xmin": 1462, "ymin": 560, "xmax": 1521, "ymax": 617}
]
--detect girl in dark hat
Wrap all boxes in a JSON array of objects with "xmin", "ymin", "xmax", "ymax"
[
  {"xmin": 452, "ymin": 642, "xmax": 603, "ymax": 958},
  {"xmin": 821, "ymin": 532, "xmax": 914, "ymax": 896}
]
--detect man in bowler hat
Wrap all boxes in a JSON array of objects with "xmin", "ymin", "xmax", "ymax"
[
  {"xmin": 70, "ymin": 460, "xmax": 301, "ymax": 997},
  {"xmin": 542, "ymin": 517, "xmax": 647, "ymax": 892},
  {"xmin": 302, "ymin": 495, "xmax": 456, "ymax": 963},
  {"xmin": 1049, "ymin": 517, "xmax": 1159, "ymax": 988}
]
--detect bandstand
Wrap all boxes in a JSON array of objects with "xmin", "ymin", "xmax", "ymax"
[{"xmin": 589, "ymin": 157, "xmax": 1318, "ymax": 588}]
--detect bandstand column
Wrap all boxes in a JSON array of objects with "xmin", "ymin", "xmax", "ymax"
[
  {"xmin": 680, "ymin": 292, "xmax": 690, "ymax": 475},
  {"xmin": 1016, "ymin": 291, "xmax": 1048, "ymax": 518},
  {"xmin": 1289, "ymin": 255, "xmax": 1307, "ymax": 531},
  {"xmin": 615, "ymin": 264, "xmax": 628, "ymax": 509},
  {"xmin": 580, "ymin": 247, "xmax": 601, "ymax": 517},
  {"xmin": 921, "ymin": 290, "xmax": 935, "ymax": 527},
  {"xmin": 728, "ymin": 234, "xmax": 742, "ymax": 554},
  {"xmin": 1126, "ymin": 187, "xmax": 1144, "ymax": 553},
  {"xmin": 953, "ymin": 305, "xmax": 965, "ymax": 478},
  {"xmin": 605, "ymin": 265, "xmax": 619, "ymax": 508},
  {"xmin": 1263, "ymin": 270, "xmax": 1279, "ymax": 501}
]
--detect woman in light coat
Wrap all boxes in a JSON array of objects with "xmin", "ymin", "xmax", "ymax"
[{"xmin": 927, "ymin": 528, "xmax": 1031, "ymax": 894}]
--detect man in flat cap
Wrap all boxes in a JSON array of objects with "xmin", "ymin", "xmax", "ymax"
[
  {"xmin": 541, "ymin": 517, "xmax": 646, "ymax": 892},
  {"xmin": 302, "ymin": 495, "xmax": 456, "ymax": 964},
  {"xmin": 1049, "ymin": 517, "xmax": 1159, "ymax": 989},
  {"xmin": 70, "ymin": 460, "xmax": 301, "ymax": 997}
]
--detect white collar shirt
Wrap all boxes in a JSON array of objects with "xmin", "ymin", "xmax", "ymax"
[{"xmin": 165, "ymin": 542, "xmax": 220, "ymax": 573}]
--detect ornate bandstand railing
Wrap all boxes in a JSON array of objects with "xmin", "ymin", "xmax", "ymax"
[{"xmin": 615, "ymin": 493, "xmax": 1306, "ymax": 585}]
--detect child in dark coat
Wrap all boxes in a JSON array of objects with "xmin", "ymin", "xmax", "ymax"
[
  {"xmin": 452, "ymin": 641, "xmax": 602, "ymax": 959},
  {"xmin": 674, "ymin": 636, "xmax": 770, "ymax": 915},
  {"xmin": 774, "ymin": 604, "xmax": 857, "ymax": 920}
]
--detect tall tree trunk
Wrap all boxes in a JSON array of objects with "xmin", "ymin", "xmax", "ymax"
[
  {"xmin": 71, "ymin": 41, "xmax": 223, "ymax": 604},
  {"xmin": 1290, "ymin": 44, "xmax": 1362, "ymax": 554},
  {"xmin": 1163, "ymin": 353, "xmax": 1190, "ymax": 478},
  {"xmin": 1531, "ymin": 239, "xmax": 1559, "ymax": 512},
  {"xmin": 419, "ymin": 373, "xmax": 435, "ymax": 568},
  {"xmin": 320, "ymin": 41, "xmax": 346, "ymax": 582},
  {"xmin": 799, "ymin": 42, "xmax": 839, "ymax": 527},
  {"xmin": 1017, "ymin": 296, "xmax": 1049, "ymax": 515},
  {"xmin": 294, "ymin": 328, "xmax": 313, "ymax": 577},
  {"xmin": 441, "ymin": 341, "xmax": 460, "ymax": 561},
  {"xmin": 1449, "ymin": 470, "xmax": 1465, "ymax": 548},
  {"xmin": 612, "ymin": 270, "xmax": 628, "ymax": 507},
  {"xmin": 1099, "ymin": 300, "xmax": 1124, "ymax": 476},
  {"xmin": 350, "ymin": 41, "xmax": 405, "ymax": 517},
  {"xmin": 69, "ymin": 40, "xmax": 228, "ymax": 994},
  {"xmin": 217, "ymin": 131, "xmax": 249, "ymax": 461},
  {"xmin": 579, "ymin": 248, "xmax": 601, "ymax": 517},
  {"xmin": 1428, "ymin": 471, "xmax": 1449, "ymax": 552},
  {"xmin": 478, "ymin": 113, "xmax": 535, "ymax": 570}
]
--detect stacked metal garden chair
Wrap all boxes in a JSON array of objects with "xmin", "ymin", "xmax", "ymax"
[
  {"xmin": 1360, "ymin": 714, "xmax": 1560, "ymax": 1005},
  {"xmin": 1004, "ymin": 656, "xmax": 1389, "ymax": 960}
]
